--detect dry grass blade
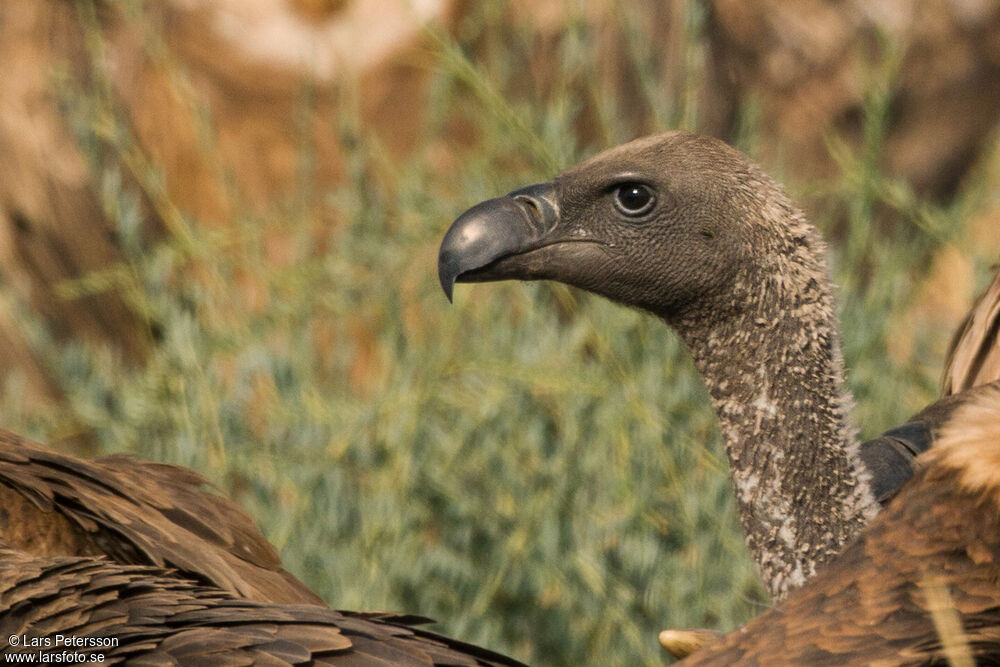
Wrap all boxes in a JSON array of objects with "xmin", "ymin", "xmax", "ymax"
[{"xmin": 919, "ymin": 574, "xmax": 975, "ymax": 667}]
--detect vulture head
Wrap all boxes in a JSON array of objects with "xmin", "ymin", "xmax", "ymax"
[{"xmin": 439, "ymin": 131, "xmax": 812, "ymax": 325}]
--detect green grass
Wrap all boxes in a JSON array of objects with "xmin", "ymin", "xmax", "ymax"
[{"xmin": 4, "ymin": 2, "xmax": 999, "ymax": 665}]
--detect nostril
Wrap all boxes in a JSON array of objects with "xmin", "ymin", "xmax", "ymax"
[
  {"xmin": 508, "ymin": 182, "xmax": 559, "ymax": 232},
  {"xmin": 515, "ymin": 196, "xmax": 542, "ymax": 225}
]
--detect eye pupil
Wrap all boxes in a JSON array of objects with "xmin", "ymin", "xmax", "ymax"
[
  {"xmin": 614, "ymin": 183, "xmax": 654, "ymax": 216},
  {"xmin": 623, "ymin": 187, "xmax": 644, "ymax": 206}
]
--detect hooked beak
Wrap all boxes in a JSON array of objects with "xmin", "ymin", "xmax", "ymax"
[{"xmin": 437, "ymin": 182, "xmax": 559, "ymax": 301}]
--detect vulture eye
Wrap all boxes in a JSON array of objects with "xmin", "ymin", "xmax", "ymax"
[{"xmin": 613, "ymin": 183, "xmax": 655, "ymax": 217}]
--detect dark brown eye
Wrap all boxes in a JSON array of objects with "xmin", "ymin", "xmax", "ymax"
[{"xmin": 613, "ymin": 183, "xmax": 655, "ymax": 217}]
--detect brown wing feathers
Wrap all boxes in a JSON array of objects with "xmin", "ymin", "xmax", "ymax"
[
  {"xmin": 0, "ymin": 429, "xmax": 321, "ymax": 605},
  {"xmin": 0, "ymin": 431, "xmax": 527, "ymax": 664},
  {"xmin": 0, "ymin": 544, "xmax": 525, "ymax": 666}
]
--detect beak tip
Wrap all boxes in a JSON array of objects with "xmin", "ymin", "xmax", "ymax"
[{"xmin": 438, "ymin": 257, "xmax": 457, "ymax": 303}]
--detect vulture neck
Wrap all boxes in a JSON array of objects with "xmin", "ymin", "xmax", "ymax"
[{"xmin": 669, "ymin": 209, "xmax": 878, "ymax": 600}]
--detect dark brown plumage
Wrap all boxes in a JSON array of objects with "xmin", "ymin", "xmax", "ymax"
[
  {"xmin": 681, "ymin": 388, "xmax": 1000, "ymax": 665},
  {"xmin": 0, "ymin": 429, "xmax": 321, "ymax": 605},
  {"xmin": 0, "ymin": 542, "xmax": 526, "ymax": 666},
  {"xmin": 0, "ymin": 432, "xmax": 525, "ymax": 665},
  {"xmin": 859, "ymin": 379, "xmax": 1000, "ymax": 506}
]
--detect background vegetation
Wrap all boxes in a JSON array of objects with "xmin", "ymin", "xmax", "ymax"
[{"xmin": 2, "ymin": 2, "xmax": 998, "ymax": 665}]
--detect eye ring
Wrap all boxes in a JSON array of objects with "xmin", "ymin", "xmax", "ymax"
[{"xmin": 613, "ymin": 183, "xmax": 656, "ymax": 218}]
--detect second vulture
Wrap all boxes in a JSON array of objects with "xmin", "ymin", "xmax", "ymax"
[
  {"xmin": 0, "ymin": 539, "xmax": 525, "ymax": 666},
  {"xmin": 0, "ymin": 431, "xmax": 524, "ymax": 665},
  {"xmin": 0, "ymin": 429, "xmax": 320, "ymax": 605}
]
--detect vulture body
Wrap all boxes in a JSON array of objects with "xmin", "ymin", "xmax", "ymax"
[
  {"xmin": 681, "ymin": 388, "xmax": 1000, "ymax": 665},
  {"xmin": 0, "ymin": 429, "xmax": 321, "ymax": 605},
  {"xmin": 0, "ymin": 543, "xmax": 526, "ymax": 666},
  {"xmin": 438, "ymin": 131, "xmax": 1000, "ymax": 601},
  {"xmin": 0, "ymin": 433, "xmax": 525, "ymax": 665}
]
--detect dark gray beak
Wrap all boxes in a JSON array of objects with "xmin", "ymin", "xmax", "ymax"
[{"xmin": 437, "ymin": 182, "xmax": 559, "ymax": 301}]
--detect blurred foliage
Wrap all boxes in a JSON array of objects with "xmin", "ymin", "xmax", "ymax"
[{"xmin": 3, "ymin": 1, "xmax": 999, "ymax": 665}]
